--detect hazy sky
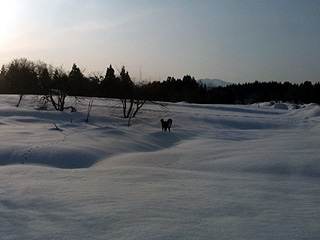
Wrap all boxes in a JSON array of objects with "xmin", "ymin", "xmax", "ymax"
[{"xmin": 0, "ymin": 0, "xmax": 319, "ymax": 83}]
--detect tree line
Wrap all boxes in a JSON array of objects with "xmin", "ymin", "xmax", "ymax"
[
  {"xmin": 144, "ymin": 78, "xmax": 320, "ymax": 104},
  {"xmin": 1, "ymin": 58, "xmax": 320, "ymax": 108}
]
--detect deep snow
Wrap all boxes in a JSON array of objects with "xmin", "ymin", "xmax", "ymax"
[{"xmin": 0, "ymin": 95, "xmax": 319, "ymax": 239}]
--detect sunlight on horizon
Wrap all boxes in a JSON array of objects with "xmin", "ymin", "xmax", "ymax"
[{"xmin": 0, "ymin": 0, "xmax": 18, "ymax": 43}]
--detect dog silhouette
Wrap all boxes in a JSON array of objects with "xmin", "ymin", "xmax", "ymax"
[{"xmin": 160, "ymin": 119, "xmax": 173, "ymax": 132}]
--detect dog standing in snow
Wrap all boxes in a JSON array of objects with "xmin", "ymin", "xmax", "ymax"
[{"xmin": 160, "ymin": 119, "xmax": 173, "ymax": 132}]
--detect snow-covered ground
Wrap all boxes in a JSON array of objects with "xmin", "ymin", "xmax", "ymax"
[{"xmin": 0, "ymin": 95, "xmax": 319, "ymax": 240}]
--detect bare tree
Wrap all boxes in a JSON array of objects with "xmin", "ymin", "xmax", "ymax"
[{"xmin": 45, "ymin": 67, "xmax": 76, "ymax": 112}]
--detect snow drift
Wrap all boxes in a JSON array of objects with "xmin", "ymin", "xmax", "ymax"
[{"xmin": 274, "ymin": 103, "xmax": 288, "ymax": 110}]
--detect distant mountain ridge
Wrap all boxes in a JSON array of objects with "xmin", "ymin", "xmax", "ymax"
[{"xmin": 197, "ymin": 78, "xmax": 233, "ymax": 87}]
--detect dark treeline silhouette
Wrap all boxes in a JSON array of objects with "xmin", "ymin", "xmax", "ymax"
[
  {"xmin": 136, "ymin": 77, "xmax": 320, "ymax": 104},
  {"xmin": 1, "ymin": 58, "xmax": 320, "ymax": 105},
  {"xmin": 207, "ymin": 80, "xmax": 320, "ymax": 104}
]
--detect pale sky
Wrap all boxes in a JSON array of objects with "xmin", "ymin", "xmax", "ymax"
[{"xmin": 0, "ymin": 0, "xmax": 319, "ymax": 83}]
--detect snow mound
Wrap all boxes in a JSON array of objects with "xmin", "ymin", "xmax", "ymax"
[
  {"xmin": 274, "ymin": 103, "xmax": 288, "ymax": 110},
  {"xmin": 303, "ymin": 103, "xmax": 319, "ymax": 108},
  {"xmin": 257, "ymin": 102, "xmax": 275, "ymax": 107},
  {"xmin": 288, "ymin": 103, "xmax": 320, "ymax": 120}
]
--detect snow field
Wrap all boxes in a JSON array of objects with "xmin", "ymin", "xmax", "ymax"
[{"xmin": 0, "ymin": 95, "xmax": 319, "ymax": 239}]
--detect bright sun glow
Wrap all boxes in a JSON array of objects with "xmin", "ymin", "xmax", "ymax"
[{"xmin": 0, "ymin": 1, "xmax": 18, "ymax": 41}]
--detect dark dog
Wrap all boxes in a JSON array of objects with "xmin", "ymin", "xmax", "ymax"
[{"xmin": 160, "ymin": 119, "xmax": 173, "ymax": 132}]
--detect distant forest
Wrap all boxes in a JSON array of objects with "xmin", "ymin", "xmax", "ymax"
[{"xmin": 1, "ymin": 58, "xmax": 320, "ymax": 105}]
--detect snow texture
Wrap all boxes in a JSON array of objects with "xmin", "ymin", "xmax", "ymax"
[{"xmin": 0, "ymin": 95, "xmax": 319, "ymax": 239}]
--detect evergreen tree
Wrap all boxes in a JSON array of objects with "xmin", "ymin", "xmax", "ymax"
[
  {"xmin": 35, "ymin": 61, "xmax": 52, "ymax": 95},
  {"xmin": 118, "ymin": 66, "xmax": 135, "ymax": 118},
  {"xmin": 68, "ymin": 63, "xmax": 88, "ymax": 96},
  {"xmin": 101, "ymin": 64, "xmax": 120, "ymax": 98}
]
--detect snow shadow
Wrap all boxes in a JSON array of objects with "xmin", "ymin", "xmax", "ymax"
[
  {"xmin": 146, "ymin": 131, "xmax": 194, "ymax": 149},
  {"xmin": 0, "ymin": 147, "xmax": 98, "ymax": 169}
]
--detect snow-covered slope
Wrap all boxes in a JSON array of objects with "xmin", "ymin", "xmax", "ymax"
[
  {"xmin": 0, "ymin": 95, "xmax": 319, "ymax": 239},
  {"xmin": 197, "ymin": 78, "xmax": 233, "ymax": 87}
]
